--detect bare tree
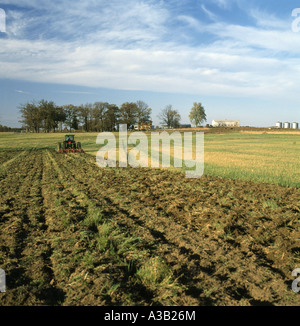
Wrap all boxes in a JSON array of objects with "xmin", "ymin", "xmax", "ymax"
[
  {"xmin": 136, "ymin": 100, "xmax": 152, "ymax": 123},
  {"xmin": 158, "ymin": 105, "xmax": 181, "ymax": 128}
]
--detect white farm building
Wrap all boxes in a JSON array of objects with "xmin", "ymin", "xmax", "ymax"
[{"xmin": 212, "ymin": 120, "xmax": 240, "ymax": 127}]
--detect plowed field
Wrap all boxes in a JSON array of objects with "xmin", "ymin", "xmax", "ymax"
[{"xmin": 0, "ymin": 149, "xmax": 299, "ymax": 306}]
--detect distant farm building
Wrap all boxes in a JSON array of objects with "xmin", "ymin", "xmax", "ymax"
[
  {"xmin": 276, "ymin": 121, "xmax": 299, "ymax": 129},
  {"xmin": 159, "ymin": 125, "xmax": 169, "ymax": 129},
  {"xmin": 292, "ymin": 122, "xmax": 299, "ymax": 129},
  {"xmin": 134, "ymin": 120, "xmax": 153, "ymax": 131},
  {"xmin": 158, "ymin": 124, "xmax": 191, "ymax": 129},
  {"xmin": 212, "ymin": 120, "xmax": 240, "ymax": 127}
]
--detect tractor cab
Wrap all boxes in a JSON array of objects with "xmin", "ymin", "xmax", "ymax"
[{"xmin": 65, "ymin": 135, "xmax": 75, "ymax": 143}]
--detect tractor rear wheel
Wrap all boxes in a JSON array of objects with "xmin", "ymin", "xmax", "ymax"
[{"xmin": 77, "ymin": 142, "xmax": 81, "ymax": 150}]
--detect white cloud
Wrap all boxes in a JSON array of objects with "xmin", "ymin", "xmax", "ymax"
[
  {"xmin": 206, "ymin": 21, "xmax": 300, "ymax": 54},
  {"xmin": 0, "ymin": 0, "xmax": 300, "ymax": 103},
  {"xmin": 15, "ymin": 89, "xmax": 30, "ymax": 94},
  {"xmin": 209, "ymin": 0, "xmax": 231, "ymax": 10},
  {"xmin": 201, "ymin": 5, "xmax": 218, "ymax": 21},
  {"xmin": 177, "ymin": 15, "xmax": 204, "ymax": 31}
]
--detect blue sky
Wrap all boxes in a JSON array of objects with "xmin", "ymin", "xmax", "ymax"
[{"xmin": 0, "ymin": 0, "xmax": 300, "ymax": 127}]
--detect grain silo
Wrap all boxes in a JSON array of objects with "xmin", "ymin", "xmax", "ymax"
[
  {"xmin": 275, "ymin": 122, "xmax": 282, "ymax": 129},
  {"xmin": 284, "ymin": 122, "xmax": 290, "ymax": 129},
  {"xmin": 292, "ymin": 122, "xmax": 299, "ymax": 129}
]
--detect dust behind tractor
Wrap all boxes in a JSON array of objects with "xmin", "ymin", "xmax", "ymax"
[{"xmin": 58, "ymin": 135, "xmax": 84, "ymax": 153}]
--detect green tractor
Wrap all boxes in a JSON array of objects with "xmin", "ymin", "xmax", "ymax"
[{"xmin": 58, "ymin": 135, "xmax": 84, "ymax": 153}]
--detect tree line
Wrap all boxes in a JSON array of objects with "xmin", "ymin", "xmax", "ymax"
[
  {"xmin": 0, "ymin": 124, "xmax": 20, "ymax": 132},
  {"xmin": 18, "ymin": 99, "xmax": 207, "ymax": 133},
  {"xmin": 19, "ymin": 100, "xmax": 152, "ymax": 133}
]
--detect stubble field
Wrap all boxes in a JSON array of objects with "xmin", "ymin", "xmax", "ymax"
[{"xmin": 0, "ymin": 130, "xmax": 299, "ymax": 306}]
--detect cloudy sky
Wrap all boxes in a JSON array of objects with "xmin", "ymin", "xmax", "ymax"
[{"xmin": 0, "ymin": 0, "xmax": 300, "ymax": 127}]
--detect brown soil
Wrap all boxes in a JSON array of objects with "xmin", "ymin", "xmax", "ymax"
[{"xmin": 0, "ymin": 149, "xmax": 299, "ymax": 306}]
